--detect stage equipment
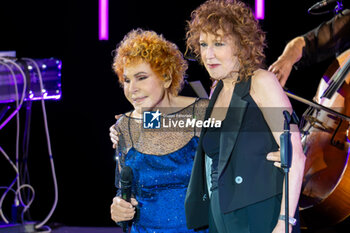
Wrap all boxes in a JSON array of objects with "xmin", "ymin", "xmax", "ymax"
[
  {"xmin": 0, "ymin": 56, "xmax": 61, "ymax": 233},
  {"xmin": 0, "ymin": 58, "xmax": 62, "ymax": 103},
  {"xmin": 308, "ymin": 0, "xmax": 343, "ymax": 15}
]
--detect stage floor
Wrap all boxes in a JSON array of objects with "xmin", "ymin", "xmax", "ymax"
[
  {"xmin": 0, "ymin": 225, "xmax": 349, "ymax": 233},
  {"xmin": 49, "ymin": 226, "xmax": 347, "ymax": 233},
  {"xmin": 49, "ymin": 225, "xmax": 348, "ymax": 233},
  {"xmin": 51, "ymin": 226, "xmax": 123, "ymax": 233}
]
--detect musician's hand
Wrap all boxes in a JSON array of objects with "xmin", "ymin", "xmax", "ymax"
[
  {"xmin": 267, "ymin": 150, "xmax": 281, "ymax": 168},
  {"xmin": 110, "ymin": 196, "xmax": 138, "ymax": 223},
  {"xmin": 268, "ymin": 56, "xmax": 294, "ymax": 87},
  {"xmin": 110, "ymin": 114, "xmax": 122, "ymax": 149},
  {"xmin": 268, "ymin": 36, "xmax": 305, "ymax": 87}
]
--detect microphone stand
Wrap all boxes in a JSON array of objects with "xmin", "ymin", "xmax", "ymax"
[{"xmin": 280, "ymin": 111, "xmax": 299, "ymax": 233}]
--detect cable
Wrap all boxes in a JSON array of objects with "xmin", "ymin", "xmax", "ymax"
[
  {"xmin": 23, "ymin": 58, "xmax": 58, "ymax": 230},
  {"xmin": 0, "ymin": 58, "xmax": 27, "ymax": 214},
  {"xmin": 20, "ymin": 100, "xmax": 33, "ymax": 219},
  {"xmin": 0, "ymin": 60, "xmax": 21, "ymax": 224},
  {"xmin": 0, "ymin": 147, "xmax": 35, "ymax": 224},
  {"xmin": 0, "ymin": 187, "xmax": 16, "ymax": 194},
  {"xmin": 0, "ymin": 175, "xmax": 18, "ymax": 223},
  {"xmin": 0, "ymin": 59, "xmax": 27, "ymax": 130},
  {"xmin": 0, "ymin": 186, "xmax": 16, "ymax": 221},
  {"xmin": 0, "ymin": 146, "xmax": 18, "ymax": 174},
  {"xmin": 15, "ymin": 184, "xmax": 35, "ymax": 222}
]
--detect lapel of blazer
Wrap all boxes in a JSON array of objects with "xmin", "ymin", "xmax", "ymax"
[
  {"xmin": 198, "ymin": 80, "xmax": 223, "ymax": 146},
  {"xmin": 218, "ymin": 79, "xmax": 251, "ymax": 179}
]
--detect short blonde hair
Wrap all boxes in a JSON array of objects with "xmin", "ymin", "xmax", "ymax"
[
  {"xmin": 186, "ymin": 0, "xmax": 266, "ymax": 81},
  {"xmin": 113, "ymin": 29, "xmax": 188, "ymax": 95}
]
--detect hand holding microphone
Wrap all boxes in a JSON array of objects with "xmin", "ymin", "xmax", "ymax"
[
  {"xmin": 111, "ymin": 118, "xmax": 138, "ymax": 231},
  {"xmin": 110, "ymin": 196, "xmax": 138, "ymax": 222},
  {"xmin": 111, "ymin": 166, "xmax": 138, "ymax": 231}
]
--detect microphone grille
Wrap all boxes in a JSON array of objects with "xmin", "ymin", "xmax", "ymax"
[{"xmin": 121, "ymin": 166, "xmax": 133, "ymax": 182}]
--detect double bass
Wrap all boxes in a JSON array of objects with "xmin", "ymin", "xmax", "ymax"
[{"xmin": 292, "ymin": 49, "xmax": 350, "ymax": 229}]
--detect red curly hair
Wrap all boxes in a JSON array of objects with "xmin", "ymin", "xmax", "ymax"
[
  {"xmin": 113, "ymin": 29, "xmax": 188, "ymax": 95},
  {"xmin": 186, "ymin": 0, "xmax": 266, "ymax": 81}
]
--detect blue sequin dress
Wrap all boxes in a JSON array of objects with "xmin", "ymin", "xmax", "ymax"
[{"xmin": 115, "ymin": 99, "xmax": 209, "ymax": 233}]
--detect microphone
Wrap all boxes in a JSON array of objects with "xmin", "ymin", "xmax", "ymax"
[
  {"xmin": 280, "ymin": 111, "xmax": 292, "ymax": 170},
  {"xmin": 120, "ymin": 166, "xmax": 133, "ymax": 232},
  {"xmin": 280, "ymin": 110, "xmax": 299, "ymax": 170},
  {"xmin": 309, "ymin": 0, "xmax": 339, "ymax": 11},
  {"xmin": 120, "ymin": 166, "xmax": 133, "ymax": 202}
]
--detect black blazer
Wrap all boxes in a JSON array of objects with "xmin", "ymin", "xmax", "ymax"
[{"xmin": 185, "ymin": 79, "xmax": 283, "ymax": 229}]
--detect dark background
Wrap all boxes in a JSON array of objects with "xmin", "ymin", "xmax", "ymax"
[{"xmin": 0, "ymin": 0, "xmax": 349, "ymax": 232}]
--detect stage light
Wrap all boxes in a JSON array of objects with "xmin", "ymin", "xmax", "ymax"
[
  {"xmin": 255, "ymin": 0, "xmax": 265, "ymax": 19},
  {"xmin": 99, "ymin": 0, "xmax": 109, "ymax": 40},
  {"xmin": 0, "ymin": 58, "xmax": 62, "ymax": 103}
]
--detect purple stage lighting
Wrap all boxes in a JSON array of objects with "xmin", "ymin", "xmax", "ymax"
[
  {"xmin": 255, "ymin": 0, "xmax": 265, "ymax": 19},
  {"xmin": 99, "ymin": 0, "xmax": 109, "ymax": 40},
  {"xmin": 0, "ymin": 58, "xmax": 62, "ymax": 103}
]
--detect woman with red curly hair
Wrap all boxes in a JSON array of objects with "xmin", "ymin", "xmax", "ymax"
[
  {"xmin": 184, "ymin": 1, "xmax": 305, "ymax": 233},
  {"xmin": 110, "ymin": 29, "xmax": 209, "ymax": 233}
]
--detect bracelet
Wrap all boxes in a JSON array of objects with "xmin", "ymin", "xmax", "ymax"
[{"xmin": 278, "ymin": 214, "xmax": 297, "ymax": 226}]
